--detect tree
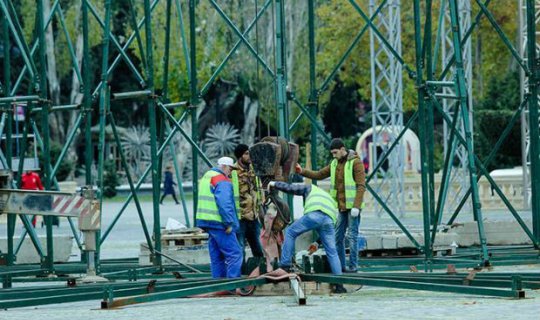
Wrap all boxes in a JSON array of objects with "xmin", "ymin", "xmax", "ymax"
[{"xmin": 474, "ymin": 70, "xmax": 522, "ymax": 170}]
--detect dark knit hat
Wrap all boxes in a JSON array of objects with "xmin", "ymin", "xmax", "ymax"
[
  {"xmin": 234, "ymin": 143, "xmax": 249, "ymax": 159},
  {"xmin": 329, "ymin": 138, "xmax": 345, "ymax": 150}
]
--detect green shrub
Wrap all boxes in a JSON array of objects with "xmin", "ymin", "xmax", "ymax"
[{"xmin": 103, "ymin": 160, "xmax": 119, "ymax": 198}]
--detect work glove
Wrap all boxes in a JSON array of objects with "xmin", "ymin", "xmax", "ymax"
[
  {"xmin": 267, "ymin": 181, "xmax": 276, "ymax": 192},
  {"xmin": 350, "ymin": 207, "xmax": 360, "ymax": 218},
  {"xmin": 295, "ymin": 163, "xmax": 302, "ymax": 174},
  {"xmin": 308, "ymin": 242, "xmax": 319, "ymax": 255},
  {"xmin": 225, "ymin": 225, "xmax": 233, "ymax": 234}
]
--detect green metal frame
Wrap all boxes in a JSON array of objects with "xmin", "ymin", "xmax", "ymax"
[{"xmin": 0, "ymin": 0, "xmax": 539, "ymax": 307}]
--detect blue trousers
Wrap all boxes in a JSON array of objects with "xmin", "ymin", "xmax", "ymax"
[
  {"xmin": 207, "ymin": 229, "xmax": 243, "ymax": 278},
  {"xmin": 335, "ymin": 210, "xmax": 361, "ymax": 271},
  {"xmin": 279, "ymin": 211, "xmax": 342, "ymax": 275}
]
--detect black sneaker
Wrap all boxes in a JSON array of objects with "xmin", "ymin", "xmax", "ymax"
[
  {"xmin": 333, "ymin": 284, "xmax": 347, "ymax": 294},
  {"xmin": 343, "ymin": 268, "xmax": 357, "ymax": 273}
]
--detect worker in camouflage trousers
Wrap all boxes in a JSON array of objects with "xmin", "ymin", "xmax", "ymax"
[{"xmin": 231, "ymin": 144, "xmax": 265, "ymax": 263}]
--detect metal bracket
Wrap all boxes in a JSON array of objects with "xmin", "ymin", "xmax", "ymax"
[{"xmin": 289, "ymin": 276, "xmax": 306, "ymax": 305}]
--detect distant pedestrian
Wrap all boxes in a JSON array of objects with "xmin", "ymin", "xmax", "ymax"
[
  {"xmin": 160, "ymin": 165, "xmax": 179, "ymax": 204},
  {"xmin": 20, "ymin": 170, "xmax": 44, "ymax": 227}
]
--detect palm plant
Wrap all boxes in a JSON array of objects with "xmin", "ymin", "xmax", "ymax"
[
  {"xmin": 120, "ymin": 125, "xmax": 151, "ymax": 177},
  {"xmin": 203, "ymin": 122, "xmax": 241, "ymax": 157}
]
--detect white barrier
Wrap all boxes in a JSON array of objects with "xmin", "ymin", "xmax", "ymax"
[{"xmin": 314, "ymin": 172, "xmax": 527, "ymax": 213}]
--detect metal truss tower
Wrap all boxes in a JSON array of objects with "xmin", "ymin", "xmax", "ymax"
[
  {"xmin": 519, "ymin": 0, "xmax": 540, "ymax": 210},
  {"xmin": 369, "ymin": 0, "xmax": 404, "ymax": 217},
  {"xmin": 440, "ymin": 0, "xmax": 473, "ymax": 216}
]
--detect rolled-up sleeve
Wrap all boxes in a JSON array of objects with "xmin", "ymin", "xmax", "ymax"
[{"xmin": 273, "ymin": 182, "xmax": 311, "ymax": 198}]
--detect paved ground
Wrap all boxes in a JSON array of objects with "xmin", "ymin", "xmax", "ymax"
[
  {"xmin": 1, "ymin": 270, "xmax": 539, "ymax": 320},
  {"xmin": 0, "ymin": 199, "xmax": 539, "ymax": 319}
]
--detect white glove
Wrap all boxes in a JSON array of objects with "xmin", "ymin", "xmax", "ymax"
[
  {"xmin": 350, "ymin": 208, "xmax": 360, "ymax": 217},
  {"xmin": 267, "ymin": 181, "xmax": 276, "ymax": 192}
]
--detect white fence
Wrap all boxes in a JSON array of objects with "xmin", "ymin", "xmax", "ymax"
[{"xmin": 316, "ymin": 172, "xmax": 527, "ymax": 213}]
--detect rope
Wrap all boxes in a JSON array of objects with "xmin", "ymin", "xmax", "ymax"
[
  {"xmin": 255, "ymin": 0, "xmax": 261, "ymax": 141},
  {"xmin": 268, "ymin": 0, "xmax": 276, "ymax": 137}
]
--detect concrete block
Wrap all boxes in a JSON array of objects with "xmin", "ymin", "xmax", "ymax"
[
  {"xmin": 396, "ymin": 233, "xmax": 423, "ymax": 248},
  {"xmin": 433, "ymin": 232, "xmax": 459, "ymax": 247},
  {"xmin": 365, "ymin": 234, "xmax": 383, "ymax": 250},
  {"xmin": 452, "ymin": 220, "xmax": 533, "ymax": 247},
  {"xmin": 254, "ymin": 281, "xmax": 333, "ymax": 296},
  {"xmin": 381, "ymin": 234, "xmax": 398, "ymax": 249},
  {"xmin": 390, "ymin": 232, "xmax": 458, "ymax": 249},
  {"xmin": 0, "ymin": 235, "xmax": 73, "ymax": 264},
  {"xmin": 294, "ymin": 230, "xmax": 315, "ymax": 253}
]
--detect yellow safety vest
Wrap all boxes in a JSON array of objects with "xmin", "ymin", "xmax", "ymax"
[
  {"xmin": 231, "ymin": 166, "xmax": 262, "ymax": 219},
  {"xmin": 304, "ymin": 185, "xmax": 338, "ymax": 224},
  {"xmin": 196, "ymin": 170, "xmax": 222, "ymax": 223},
  {"xmin": 330, "ymin": 158, "xmax": 364, "ymax": 209}
]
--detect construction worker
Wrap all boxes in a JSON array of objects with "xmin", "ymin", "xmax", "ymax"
[
  {"xmin": 268, "ymin": 181, "xmax": 347, "ymax": 293},
  {"xmin": 295, "ymin": 138, "xmax": 366, "ymax": 273},
  {"xmin": 196, "ymin": 157, "xmax": 242, "ymax": 278},
  {"xmin": 232, "ymin": 144, "xmax": 264, "ymax": 263},
  {"xmin": 20, "ymin": 170, "xmax": 44, "ymax": 227}
]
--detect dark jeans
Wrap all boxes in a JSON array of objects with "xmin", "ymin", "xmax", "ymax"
[
  {"xmin": 160, "ymin": 193, "xmax": 179, "ymax": 204},
  {"xmin": 335, "ymin": 209, "xmax": 360, "ymax": 272},
  {"xmin": 279, "ymin": 211, "xmax": 342, "ymax": 275},
  {"xmin": 236, "ymin": 219, "xmax": 264, "ymax": 258}
]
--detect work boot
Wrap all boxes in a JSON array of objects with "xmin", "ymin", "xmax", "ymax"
[
  {"xmin": 280, "ymin": 266, "xmax": 294, "ymax": 273},
  {"xmin": 333, "ymin": 284, "xmax": 347, "ymax": 294}
]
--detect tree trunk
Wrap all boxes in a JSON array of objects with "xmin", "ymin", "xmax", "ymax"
[
  {"xmin": 174, "ymin": 100, "xmax": 207, "ymax": 180},
  {"xmin": 475, "ymin": 34, "xmax": 483, "ymax": 98},
  {"xmin": 63, "ymin": 2, "xmax": 85, "ymax": 180},
  {"xmin": 43, "ymin": 0, "xmax": 62, "ymax": 141},
  {"xmin": 241, "ymin": 96, "xmax": 258, "ymax": 145}
]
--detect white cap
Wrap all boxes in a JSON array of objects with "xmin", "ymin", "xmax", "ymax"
[{"xmin": 217, "ymin": 156, "xmax": 235, "ymax": 167}]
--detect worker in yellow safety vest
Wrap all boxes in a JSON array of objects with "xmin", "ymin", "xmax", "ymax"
[
  {"xmin": 196, "ymin": 157, "xmax": 242, "ymax": 278},
  {"xmin": 267, "ymin": 181, "xmax": 347, "ymax": 294},
  {"xmin": 295, "ymin": 138, "xmax": 366, "ymax": 273}
]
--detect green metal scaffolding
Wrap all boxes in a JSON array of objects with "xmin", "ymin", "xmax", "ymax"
[{"xmin": 0, "ymin": 0, "xmax": 538, "ymax": 307}]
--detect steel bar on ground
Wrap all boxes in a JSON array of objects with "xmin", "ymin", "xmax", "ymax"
[
  {"xmin": 101, "ymin": 278, "xmax": 268, "ymax": 309},
  {"xmin": 302, "ymin": 274, "xmax": 525, "ymax": 298}
]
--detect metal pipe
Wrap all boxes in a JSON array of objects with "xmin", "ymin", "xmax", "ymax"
[
  {"xmin": 163, "ymin": 101, "xmax": 187, "ymax": 108},
  {"xmin": 111, "ymin": 90, "xmax": 152, "ymax": 100},
  {"xmin": 0, "ymin": 95, "xmax": 40, "ymax": 103}
]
